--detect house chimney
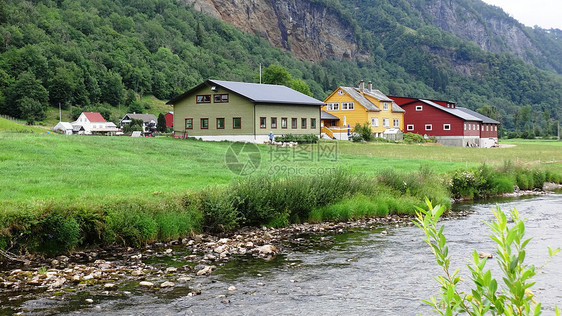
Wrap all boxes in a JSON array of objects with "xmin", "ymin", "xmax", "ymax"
[
  {"xmin": 359, "ymin": 80, "xmax": 364, "ymax": 91},
  {"xmin": 368, "ymin": 81, "xmax": 372, "ymax": 92}
]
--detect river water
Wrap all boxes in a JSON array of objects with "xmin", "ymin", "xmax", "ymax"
[{"xmin": 19, "ymin": 194, "xmax": 562, "ymax": 315}]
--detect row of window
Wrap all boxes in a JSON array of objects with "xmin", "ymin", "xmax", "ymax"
[
  {"xmin": 196, "ymin": 94, "xmax": 229, "ymax": 104},
  {"xmin": 326, "ymin": 102, "xmax": 355, "ymax": 111},
  {"xmin": 406, "ymin": 123, "xmax": 498, "ymax": 132},
  {"xmin": 260, "ymin": 117, "xmax": 317, "ymax": 129},
  {"xmin": 406, "ymin": 124, "xmax": 449, "ymax": 131},
  {"xmin": 327, "ymin": 102, "xmax": 391, "ymax": 111},
  {"xmin": 371, "ymin": 118, "xmax": 400, "ymax": 128},
  {"xmin": 185, "ymin": 117, "xmax": 318, "ymax": 130},
  {"xmin": 186, "ymin": 117, "xmax": 241, "ymax": 130}
]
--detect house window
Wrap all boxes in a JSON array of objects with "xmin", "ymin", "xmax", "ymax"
[
  {"xmin": 342, "ymin": 102, "xmax": 354, "ymax": 110},
  {"xmin": 371, "ymin": 118, "xmax": 379, "ymax": 127},
  {"xmin": 327, "ymin": 102, "xmax": 339, "ymax": 111},
  {"xmin": 464, "ymin": 123, "xmax": 467, "ymax": 130},
  {"xmin": 311, "ymin": 118, "xmax": 316, "ymax": 129},
  {"xmin": 393, "ymin": 118, "xmax": 399, "ymax": 127},
  {"xmin": 477, "ymin": 125, "xmax": 480, "ymax": 131},
  {"xmin": 425, "ymin": 124, "xmax": 432, "ymax": 131},
  {"xmin": 486, "ymin": 125, "xmax": 489, "ymax": 131},
  {"xmin": 291, "ymin": 118, "xmax": 297, "ymax": 129},
  {"xmin": 383, "ymin": 118, "xmax": 389, "ymax": 127},
  {"xmin": 407, "ymin": 124, "xmax": 414, "ymax": 131},
  {"xmin": 185, "ymin": 118, "xmax": 193, "ymax": 129},
  {"xmin": 271, "ymin": 117, "xmax": 277, "ymax": 129},
  {"xmin": 443, "ymin": 124, "xmax": 451, "ymax": 130},
  {"xmin": 416, "ymin": 105, "xmax": 423, "ymax": 111},
  {"xmin": 468, "ymin": 124, "xmax": 471, "ymax": 130},
  {"xmin": 281, "ymin": 117, "xmax": 288, "ymax": 129},
  {"xmin": 216, "ymin": 118, "xmax": 225, "ymax": 129},
  {"xmin": 200, "ymin": 118, "xmax": 209, "ymax": 129},
  {"xmin": 301, "ymin": 118, "xmax": 307, "ymax": 129},
  {"xmin": 196, "ymin": 95, "xmax": 211, "ymax": 103},
  {"xmin": 383, "ymin": 102, "xmax": 389, "ymax": 110},
  {"xmin": 213, "ymin": 94, "xmax": 229, "ymax": 103},
  {"xmin": 494, "ymin": 126, "xmax": 497, "ymax": 131},
  {"xmin": 337, "ymin": 90, "xmax": 344, "ymax": 95},
  {"xmin": 260, "ymin": 117, "xmax": 266, "ymax": 129},
  {"xmin": 473, "ymin": 124, "xmax": 476, "ymax": 130},
  {"xmin": 233, "ymin": 117, "xmax": 241, "ymax": 129}
]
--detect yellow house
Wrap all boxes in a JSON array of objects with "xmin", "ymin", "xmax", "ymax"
[{"xmin": 321, "ymin": 80, "xmax": 405, "ymax": 139}]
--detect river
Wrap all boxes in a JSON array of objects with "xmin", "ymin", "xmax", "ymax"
[{"xmin": 15, "ymin": 194, "xmax": 562, "ymax": 315}]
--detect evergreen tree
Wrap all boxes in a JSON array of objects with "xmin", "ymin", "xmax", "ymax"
[{"xmin": 157, "ymin": 113, "xmax": 167, "ymax": 132}]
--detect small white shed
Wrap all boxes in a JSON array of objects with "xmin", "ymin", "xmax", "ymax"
[{"xmin": 53, "ymin": 122, "xmax": 74, "ymax": 135}]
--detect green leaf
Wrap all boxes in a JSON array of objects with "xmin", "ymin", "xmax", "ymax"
[{"xmin": 489, "ymin": 279, "xmax": 497, "ymax": 294}]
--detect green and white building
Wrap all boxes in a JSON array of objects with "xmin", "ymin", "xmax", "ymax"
[{"xmin": 167, "ymin": 80, "xmax": 324, "ymax": 142}]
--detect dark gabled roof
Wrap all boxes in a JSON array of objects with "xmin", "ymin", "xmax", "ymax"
[
  {"xmin": 321, "ymin": 111, "xmax": 340, "ymax": 120},
  {"xmin": 335, "ymin": 87, "xmax": 405, "ymax": 113},
  {"xmin": 456, "ymin": 107, "xmax": 500, "ymax": 124},
  {"xmin": 123, "ymin": 113, "xmax": 157, "ymax": 123},
  {"xmin": 167, "ymin": 80, "xmax": 325, "ymax": 106},
  {"xmin": 361, "ymin": 89, "xmax": 394, "ymax": 102},
  {"xmin": 339, "ymin": 87, "xmax": 380, "ymax": 111},
  {"xmin": 413, "ymin": 99, "xmax": 483, "ymax": 122}
]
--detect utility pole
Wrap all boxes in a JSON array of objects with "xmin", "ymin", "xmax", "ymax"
[
  {"xmin": 558, "ymin": 120, "xmax": 560, "ymax": 141},
  {"xmin": 259, "ymin": 63, "xmax": 262, "ymax": 84},
  {"xmin": 59, "ymin": 102, "xmax": 62, "ymax": 122}
]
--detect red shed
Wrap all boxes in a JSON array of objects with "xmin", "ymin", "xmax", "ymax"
[{"xmin": 164, "ymin": 112, "xmax": 174, "ymax": 128}]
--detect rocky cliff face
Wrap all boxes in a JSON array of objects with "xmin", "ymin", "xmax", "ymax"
[
  {"xmin": 422, "ymin": 0, "xmax": 540, "ymax": 61},
  {"xmin": 185, "ymin": 0, "xmax": 364, "ymax": 61}
]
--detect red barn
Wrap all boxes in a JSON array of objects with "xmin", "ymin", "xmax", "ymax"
[
  {"xmin": 164, "ymin": 111, "xmax": 174, "ymax": 128},
  {"xmin": 390, "ymin": 97, "xmax": 499, "ymax": 147}
]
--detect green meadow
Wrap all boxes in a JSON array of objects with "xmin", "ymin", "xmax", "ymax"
[
  {"xmin": 1, "ymin": 126, "xmax": 561, "ymax": 252},
  {"xmin": 1, "ymin": 132, "xmax": 561, "ymax": 203}
]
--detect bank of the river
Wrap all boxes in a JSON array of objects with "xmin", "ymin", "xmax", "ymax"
[
  {"xmin": 1, "ymin": 194, "xmax": 561, "ymax": 315},
  {"xmin": 0, "ymin": 213, "xmax": 464, "ymax": 315}
]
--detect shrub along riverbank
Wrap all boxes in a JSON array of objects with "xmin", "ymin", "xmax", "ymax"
[{"xmin": 1, "ymin": 164, "xmax": 560, "ymax": 256}]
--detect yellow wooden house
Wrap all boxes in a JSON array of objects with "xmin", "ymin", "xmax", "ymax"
[{"xmin": 321, "ymin": 80, "xmax": 405, "ymax": 139}]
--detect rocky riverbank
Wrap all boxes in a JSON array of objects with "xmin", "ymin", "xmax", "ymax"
[
  {"xmin": 3, "ymin": 183, "xmax": 560, "ymax": 313},
  {"xmin": 0, "ymin": 211, "xmax": 474, "ymax": 312}
]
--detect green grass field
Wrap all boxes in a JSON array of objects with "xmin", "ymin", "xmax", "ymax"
[
  {"xmin": 1, "ymin": 131, "xmax": 561, "ymax": 205},
  {"xmin": 2, "ymin": 124, "xmax": 562, "ymax": 251}
]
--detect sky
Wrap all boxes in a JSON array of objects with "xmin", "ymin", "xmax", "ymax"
[{"xmin": 481, "ymin": 0, "xmax": 562, "ymax": 30}]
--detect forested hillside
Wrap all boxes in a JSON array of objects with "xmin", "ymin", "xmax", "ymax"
[{"xmin": 0, "ymin": 0, "xmax": 561, "ymax": 135}]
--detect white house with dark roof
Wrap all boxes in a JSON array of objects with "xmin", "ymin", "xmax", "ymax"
[
  {"xmin": 120, "ymin": 113, "xmax": 158, "ymax": 135},
  {"xmin": 167, "ymin": 79, "xmax": 325, "ymax": 142}
]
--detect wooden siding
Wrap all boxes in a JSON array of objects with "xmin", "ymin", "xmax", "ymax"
[
  {"xmin": 323, "ymin": 88, "xmax": 404, "ymax": 133},
  {"xmin": 255, "ymin": 104, "xmax": 320, "ymax": 135},
  {"xmin": 401, "ymin": 101, "xmax": 476, "ymax": 137},
  {"xmin": 173, "ymin": 85, "xmax": 254, "ymax": 136},
  {"xmin": 323, "ymin": 88, "xmax": 369, "ymax": 129}
]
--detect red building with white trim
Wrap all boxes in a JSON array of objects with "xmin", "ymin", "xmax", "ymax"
[{"xmin": 390, "ymin": 96, "xmax": 499, "ymax": 147}]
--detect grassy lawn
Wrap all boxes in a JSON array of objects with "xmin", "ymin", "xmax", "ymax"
[
  {"xmin": 0, "ymin": 117, "xmax": 46, "ymax": 133},
  {"xmin": 1, "ymin": 131, "xmax": 561, "ymax": 204},
  {"xmin": 336, "ymin": 139, "xmax": 562, "ymax": 172}
]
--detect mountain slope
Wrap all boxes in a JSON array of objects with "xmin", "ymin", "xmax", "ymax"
[{"xmin": 0, "ymin": 0, "xmax": 561, "ymax": 135}]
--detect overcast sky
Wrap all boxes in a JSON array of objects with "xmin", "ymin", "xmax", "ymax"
[{"xmin": 481, "ymin": 0, "xmax": 562, "ymax": 30}]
